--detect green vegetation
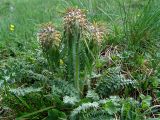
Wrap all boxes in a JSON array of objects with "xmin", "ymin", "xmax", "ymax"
[{"xmin": 0, "ymin": 0, "xmax": 160, "ymax": 119}]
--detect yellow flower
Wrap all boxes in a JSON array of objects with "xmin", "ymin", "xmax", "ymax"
[
  {"xmin": 60, "ymin": 59, "xmax": 64, "ymax": 65},
  {"xmin": 10, "ymin": 24, "xmax": 15, "ymax": 31},
  {"xmin": 10, "ymin": 24, "xmax": 14, "ymax": 28}
]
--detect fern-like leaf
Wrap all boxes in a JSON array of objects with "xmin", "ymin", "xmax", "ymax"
[{"xmin": 9, "ymin": 87, "xmax": 42, "ymax": 96}]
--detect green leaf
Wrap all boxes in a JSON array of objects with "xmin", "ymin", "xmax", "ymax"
[
  {"xmin": 104, "ymin": 100, "xmax": 119, "ymax": 115},
  {"xmin": 140, "ymin": 94, "xmax": 152, "ymax": 109},
  {"xmin": 151, "ymin": 77, "xmax": 160, "ymax": 88},
  {"xmin": 46, "ymin": 109, "xmax": 66, "ymax": 120}
]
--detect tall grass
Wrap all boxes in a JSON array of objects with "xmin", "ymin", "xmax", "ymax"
[{"xmin": 119, "ymin": 0, "xmax": 160, "ymax": 52}]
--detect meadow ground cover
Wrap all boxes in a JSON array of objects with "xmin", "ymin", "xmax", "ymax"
[{"xmin": 0, "ymin": 0, "xmax": 160, "ymax": 119}]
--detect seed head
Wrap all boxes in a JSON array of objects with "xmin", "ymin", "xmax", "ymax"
[
  {"xmin": 64, "ymin": 8, "xmax": 87, "ymax": 28},
  {"xmin": 86, "ymin": 22, "xmax": 105, "ymax": 44},
  {"xmin": 37, "ymin": 23, "xmax": 61, "ymax": 51}
]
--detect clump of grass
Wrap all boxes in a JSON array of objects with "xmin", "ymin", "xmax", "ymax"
[{"xmin": 119, "ymin": 0, "xmax": 160, "ymax": 53}]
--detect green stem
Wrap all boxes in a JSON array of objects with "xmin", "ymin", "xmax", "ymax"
[
  {"xmin": 16, "ymin": 106, "xmax": 54, "ymax": 120},
  {"xmin": 73, "ymin": 25, "xmax": 80, "ymax": 96},
  {"xmin": 75, "ymin": 40, "xmax": 80, "ymax": 95}
]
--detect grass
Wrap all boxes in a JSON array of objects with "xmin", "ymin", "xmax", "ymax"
[{"xmin": 0, "ymin": 0, "xmax": 160, "ymax": 119}]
